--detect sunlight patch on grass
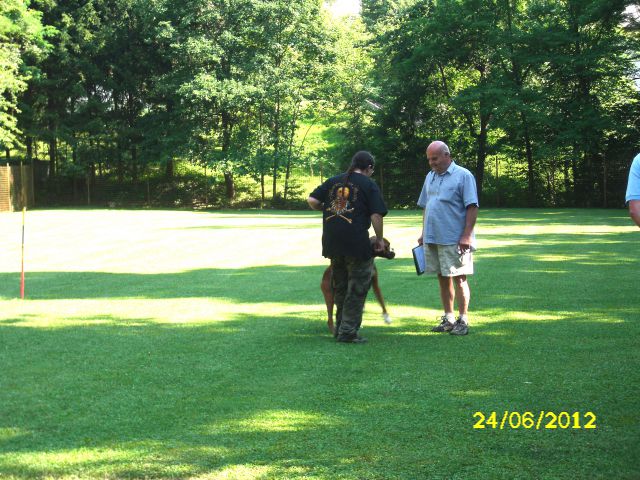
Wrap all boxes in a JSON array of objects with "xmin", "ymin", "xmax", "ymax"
[
  {"xmin": 0, "ymin": 299, "xmax": 437, "ymax": 331},
  {"xmin": 451, "ymin": 390, "xmax": 494, "ymax": 397},
  {"xmin": 476, "ymin": 309, "xmax": 628, "ymax": 324},
  {"xmin": 521, "ymin": 269, "xmax": 570, "ymax": 274},
  {"xmin": 3, "ymin": 447, "xmax": 136, "ymax": 472},
  {"xmin": 478, "ymin": 224, "xmax": 635, "ymax": 235},
  {"xmin": 477, "ymin": 310, "xmax": 565, "ymax": 322},
  {"xmin": 0, "ymin": 427, "xmax": 25, "ymax": 442},
  {"xmin": 1, "ymin": 442, "xmax": 231, "ymax": 479},
  {"xmin": 192, "ymin": 464, "xmax": 272, "ymax": 480},
  {"xmin": 386, "ymin": 330, "xmax": 430, "ymax": 336},
  {"xmin": 471, "ymin": 330, "xmax": 509, "ymax": 336},
  {"xmin": 0, "ymin": 209, "xmax": 330, "ymax": 273},
  {"xmin": 209, "ymin": 410, "xmax": 339, "ymax": 434},
  {"xmin": 477, "ymin": 239, "xmax": 531, "ymax": 248},
  {"xmin": 534, "ymin": 254, "xmax": 578, "ymax": 262},
  {"xmin": 0, "ymin": 299, "xmax": 325, "ymax": 328}
]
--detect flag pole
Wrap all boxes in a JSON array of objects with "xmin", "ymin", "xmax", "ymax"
[{"xmin": 20, "ymin": 206, "xmax": 25, "ymax": 299}]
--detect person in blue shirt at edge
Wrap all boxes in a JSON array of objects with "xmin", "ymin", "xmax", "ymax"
[
  {"xmin": 626, "ymin": 153, "xmax": 640, "ymax": 228},
  {"xmin": 417, "ymin": 141, "xmax": 479, "ymax": 336},
  {"xmin": 307, "ymin": 151, "xmax": 388, "ymax": 344}
]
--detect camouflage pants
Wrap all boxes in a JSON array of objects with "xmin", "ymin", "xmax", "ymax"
[{"xmin": 331, "ymin": 256, "xmax": 374, "ymax": 339}]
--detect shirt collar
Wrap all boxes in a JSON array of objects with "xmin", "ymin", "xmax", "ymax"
[
  {"xmin": 445, "ymin": 161, "xmax": 457, "ymax": 175},
  {"xmin": 429, "ymin": 160, "xmax": 458, "ymax": 181},
  {"xmin": 434, "ymin": 161, "xmax": 456, "ymax": 176}
]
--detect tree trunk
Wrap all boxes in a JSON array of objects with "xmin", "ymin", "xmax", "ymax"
[
  {"xmin": 224, "ymin": 172, "xmax": 235, "ymax": 200},
  {"xmin": 117, "ymin": 142, "xmax": 124, "ymax": 183},
  {"xmin": 520, "ymin": 112, "xmax": 535, "ymax": 206},
  {"xmin": 26, "ymin": 137, "xmax": 33, "ymax": 163},
  {"xmin": 563, "ymin": 157, "xmax": 571, "ymax": 206},
  {"xmin": 86, "ymin": 174, "xmax": 91, "ymax": 206},
  {"xmin": 602, "ymin": 153, "xmax": 607, "ymax": 208},
  {"xmin": 475, "ymin": 113, "xmax": 490, "ymax": 202},
  {"xmin": 549, "ymin": 162, "xmax": 556, "ymax": 206},
  {"xmin": 272, "ymin": 94, "xmax": 281, "ymax": 200},
  {"xmin": 284, "ymin": 159, "xmax": 292, "ymax": 202},
  {"xmin": 571, "ymin": 151, "xmax": 579, "ymax": 207},
  {"xmin": 98, "ymin": 139, "xmax": 103, "ymax": 177},
  {"xmin": 72, "ymin": 141, "xmax": 78, "ymax": 202},
  {"xmin": 47, "ymin": 92, "xmax": 57, "ymax": 180},
  {"xmin": 283, "ymin": 111, "xmax": 299, "ymax": 202},
  {"xmin": 48, "ymin": 137, "xmax": 57, "ymax": 181},
  {"xmin": 221, "ymin": 111, "xmax": 235, "ymax": 200},
  {"xmin": 131, "ymin": 146, "xmax": 138, "ymax": 182},
  {"xmin": 165, "ymin": 158, "xmax": 174, "ymax": 179},
  {"xmin": 258, "ymin": 110, "xmax": 265, "ymax": 206},
  {"xmin": 495, "ymin": 157, "xmax": 500, "ymax": 208}
]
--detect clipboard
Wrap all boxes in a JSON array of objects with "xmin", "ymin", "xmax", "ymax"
[{"xmin": 412, "ymin": 245, "xmax": 426, "ymax": 275}]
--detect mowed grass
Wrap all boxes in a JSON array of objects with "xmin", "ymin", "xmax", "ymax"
[{"xmin": 0, "ymin": 208, "xmax": 638, "ymax": 479}]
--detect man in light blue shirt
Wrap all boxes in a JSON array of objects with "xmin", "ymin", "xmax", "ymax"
[
  {"xmin": 626, "ymin": 153, "xmax": 640, "ymax": 227},
  {"xmin": 417, "ymin": 141, "xmax": 478, "ymax": 335}
]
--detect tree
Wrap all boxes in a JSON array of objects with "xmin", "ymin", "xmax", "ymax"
[{"xmin": 0, "ymin": 0, "xmax": 48, "ymax": 153}]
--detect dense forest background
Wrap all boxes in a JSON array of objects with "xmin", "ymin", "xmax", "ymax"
[{"xmin": 2, "ymin": 0, "xmax": 639, "ymax": 208}]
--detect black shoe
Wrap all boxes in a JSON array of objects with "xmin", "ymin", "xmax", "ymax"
[
  {"xmin": 450, "ymin": 318, "xmax": 469, "ymax": 335},
  {"xmin": 431, "ymin": 315, "xmax": 455, "ymax": 332},
  {"xmin": 336, "ymin": 334, "xmax": 368, "ymax": 344}
]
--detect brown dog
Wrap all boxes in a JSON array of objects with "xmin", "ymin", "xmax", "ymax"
[{"xmin": 320, "ymin": 237, "xmax": 395, "ymax": 334}]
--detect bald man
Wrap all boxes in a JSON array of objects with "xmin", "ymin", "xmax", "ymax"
[{"xmin": 417, "ymin": 141, "xmax": 479, "ymax": 335}]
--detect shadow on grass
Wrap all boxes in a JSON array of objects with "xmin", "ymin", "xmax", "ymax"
[
  {"xmin": 0, "ymin": 312, "xmax": 638, "ymax": 479},
  {"xmin": 0, "ymin": 265, "xmax": 329, "ymax": 302}
]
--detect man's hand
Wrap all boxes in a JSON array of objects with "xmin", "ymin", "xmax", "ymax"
[
  {"xmin": 373, "ymin": 238, "xmax": 385, "ymax": 253},
  {"xmin": 418, "ymin": 208, "xmax": 425, "ymax": 245},
  {"xmin": 458, "ymin": 233, "xmax": 472, "ymax": 253},
  {"xmin": 458, "ymin": 204, "xmax": 478, "ymax": 252}
]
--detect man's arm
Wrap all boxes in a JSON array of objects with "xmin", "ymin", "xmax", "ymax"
[
  {"xmin": 418, "ymin": 208, "xmax": 425, "ymax": 245},
  {"xmin": 458, "ymin": 205, "xmax": 478, "ymax": 252},
  {"xmin": 630, "ymin": 200, "xmax": 640, "ymax": 228},
  {"xmin": 371, "ymin": 213, "xmax": 384, "ymax": 252},
  {"xmin": 307, "ymin": 196, "xmax": 323, "ymax": 211}
]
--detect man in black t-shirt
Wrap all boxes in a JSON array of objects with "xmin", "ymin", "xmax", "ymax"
[{"xmin": 307, "ymin": 151, "xmax": 388, "ymax": 343}]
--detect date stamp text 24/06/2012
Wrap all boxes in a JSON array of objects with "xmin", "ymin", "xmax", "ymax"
[{"xmin": 473, "ymin": 411, "xmax": 597, "ymax": 430}]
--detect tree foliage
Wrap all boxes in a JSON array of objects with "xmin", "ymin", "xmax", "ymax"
[
  {"xmin": 363, "ymin": 0, "xmax": 640, "ymax": 207},
  {"xmin": 0, "ymin": 0, "xmax": 49, "ymax": 150},
  {"xmin": 6, "ymin": 0, "xmax": 640, "ymax": 208}
]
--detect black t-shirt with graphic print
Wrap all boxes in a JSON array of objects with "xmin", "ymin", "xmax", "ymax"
[{"xmin": 310, "ymin": 172, "xmax": 388, "ymax": 260}]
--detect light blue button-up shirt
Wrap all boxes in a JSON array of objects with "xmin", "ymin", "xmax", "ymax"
[
  {"xmin": 417, "ymin": 161, "xmax": 479, "ymax": 246},
  {"xmin": 626, "ymin": 153, "xmax": 640, "ymax": 204}
]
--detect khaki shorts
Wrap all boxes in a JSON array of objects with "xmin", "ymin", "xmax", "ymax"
[{"xmin": 424, "ymin": 244, "xmax": 474, "ymax": 277}]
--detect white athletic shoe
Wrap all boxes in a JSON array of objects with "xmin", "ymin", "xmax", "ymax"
[{"xmin": 383, "ymin": 313, "xmax": 392, "ymax": 324}]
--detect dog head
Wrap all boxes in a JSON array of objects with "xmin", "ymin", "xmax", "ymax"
[{"xmin": 370, "ymin": 236, "xmax": 395, "ymax": 259}]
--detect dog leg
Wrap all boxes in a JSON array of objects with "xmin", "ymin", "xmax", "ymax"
[
  {"xmin": 321, "ymin": 267, "xmax": 335, "ymax": 334},
  {"xmin": 371, "ymin": 267, "xmax": 391, "ymax": 324}
]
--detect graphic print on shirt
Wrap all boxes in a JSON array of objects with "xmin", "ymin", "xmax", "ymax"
[{"xmin": 326, "ymin": 182, "xmax": 358, "ymax": 223}]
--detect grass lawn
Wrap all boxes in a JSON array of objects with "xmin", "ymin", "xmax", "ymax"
[{"xmin": 0, "ymin": 208, "xmax": 638, "ymax": 479}]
